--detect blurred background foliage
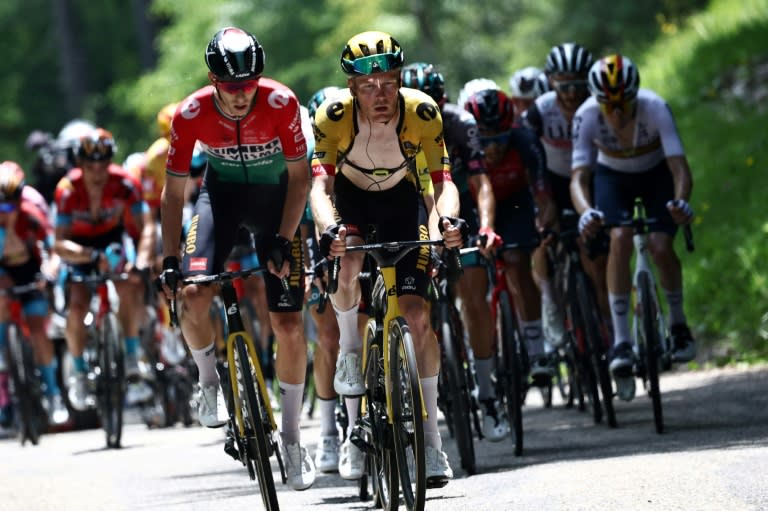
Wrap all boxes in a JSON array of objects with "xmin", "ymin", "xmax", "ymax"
[{"xmin": 0, "ymin": 0, "xmax": 766, "ymax": 362}]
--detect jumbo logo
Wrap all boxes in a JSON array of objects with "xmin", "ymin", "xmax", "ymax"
[
  {"xmin": 416, "ymin": 102, "xmax": 438, "ymax": 122},
  {"xmin": 268, "ymin": 90, "xmax": 291, "ymax": 109},
  {"xmin": 181, "ymin": 98, "xmax": 201, "ymax": 120},
  {"xmin": 185, "ymin": 214, "xmax": 199, "ymax": 254},
  {"xmin": 326, "ymin": 101, "xmax": 344, "ymax": 122}
]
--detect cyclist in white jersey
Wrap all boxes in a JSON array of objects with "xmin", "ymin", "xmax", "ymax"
[
  {"xmin": 522, "ymin": 42, "xmax": 610, "ymax": 347},
  {"xmin": 508, "ymin": 66, "xmax": 548, "ymax": 122},
  {"xmin": 570, "ymin": 54, "xmax": 696, "ymax": 400}
]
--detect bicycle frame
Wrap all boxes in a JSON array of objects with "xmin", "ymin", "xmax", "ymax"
[{"xmin": 631, "ymin": 226, "xmax": 668, "ymax": 356}]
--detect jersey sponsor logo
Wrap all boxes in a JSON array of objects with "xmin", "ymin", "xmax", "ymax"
[
  {"xmin": 313, "ymin": 151, "xmax": 326, "ymax": 160},
  {"xmin": 227, "ymin": 303, "xmax": 238, "ymax": 315},
  {"xmin": 189, "ymin": 257, "xmax": 207, "ymax": 271},
  {"xmin": 401, "ymin": 275, "xmax": 417, "ymax": 291},
  {"xmin": 207, "ymin": 139, "xmax": 282, "ymax": 162},
  {"xmin": 268, "ymin": 89, "xmax": 291, "ymax": 109},
  {"xmin": 181, "ymin": 98, "xmax": 201, "ymax": 120},
  {"xmin": 185, "ymin": 214, "xmax": 199, "ymax": 254},
  {"xmin": 326, "ymin": 101, "xmax": 344, "ymax": 122},
  {"xmin": 416, "ymin": 102, "xmax": 438, "ymax": 122}
]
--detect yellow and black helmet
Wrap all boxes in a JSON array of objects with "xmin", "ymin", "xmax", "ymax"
[
  {"xmin": 340, "ymin": 31, "xmax": 404, "ymax": 76},
  {"xmin": 0, "ymin": 161, "xmax": 26, "ymax": 202}
]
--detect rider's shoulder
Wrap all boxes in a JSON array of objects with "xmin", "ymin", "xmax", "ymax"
[
  {"xmin": 401, "ymin": 88, "xmax": 442, "ymax": 124},
  {"xmin": 574, "ymin": 96, "xmax": 600, "ymax": 119},
  {"xmin": 174, "ymin": 86, "xmax": 215, "ymax": 126},
  {"xmin": 313, "ymin": 88, "xmax": 353, "ymax": 125},
  {"xmin": 253, "ymin": 77, "xmax": 300, "ymax": 110}
]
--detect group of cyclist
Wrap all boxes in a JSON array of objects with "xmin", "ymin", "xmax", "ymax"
[{"xmin": 0, "ymin": 23, "xmax": 698, "ymax": 501}]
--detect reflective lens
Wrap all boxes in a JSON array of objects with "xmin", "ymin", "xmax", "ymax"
[
  {"xmin": 344, "ymin": 53, "xmax": 399, "ymax": 74},
  {"xmin": 552, "ymin": 79, "xmax": 588, "ymax": 93},
  {"xmin": 479, "ymin": 132, "xmax": 511, "ymax": 147},
  {"xmin": 79, "ymin": 136, "xmax": 114, "ymax": 161},
  {"xmin": 599, "ymin": 98, "xmax": 636, "ymax": 115},
  {"xmin": 0, "ymin": 202, "xmax": 17, "ymax": 213},
  {"xmin": 217, "ymin": 78, "xmax": 259, "ymax": 94}
]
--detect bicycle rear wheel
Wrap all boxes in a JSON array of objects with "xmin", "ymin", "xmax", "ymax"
[
  {"xmin": 99, "ymin": 312, "xmax": 124, "ymax": 448},
  {"xmin": 575, "ymin": 272, "xmax": 616, "ymax": 428},
  {"xmin": 390, "ymin": 317, "xmax": 426, "ymax": 510},
  {"xmin": 496, "ymin": 290, "xmax": 524, "ymax": 457},
  {"xmin": 7, "ymin": 324, "xmax": 46, "ymax": 446},
  {"xmin": 235, "ymin": 335, "xmax": 279, "ymax": 510},
  {"xmin": 638, "ymin": 272, "xmax": 664, "ymax": 434},
  {"xmin": 437, "ymin": 303, "xmax": 476, "ymax": 475},
  {"xmin": 364, "ymin": 320, "xmax": 398, "ymax": 511}
]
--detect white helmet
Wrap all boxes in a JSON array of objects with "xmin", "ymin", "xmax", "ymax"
[
  {"xmin": 509, "ymin": 67, "xmax": 549, "ymax": 99},
  {"xmin": 457, "ymin": 78, "xmax": 500, "ymax": 111}
]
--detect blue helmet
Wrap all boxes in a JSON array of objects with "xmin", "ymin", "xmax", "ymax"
[{"xmin": 401, "ymin": 62, "xmax": 446, "ymax": 104}]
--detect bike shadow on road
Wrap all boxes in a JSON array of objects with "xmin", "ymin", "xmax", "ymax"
[{"xmin": 444, "ymin": 367, "xmax": 768, "ymax": 477}]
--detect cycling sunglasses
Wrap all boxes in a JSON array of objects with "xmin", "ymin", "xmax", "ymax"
[
  {"xmin": 216, "ymin": 78, "xmax": 259, "ymax": 95},
  {"xmin": 80, "ymin": 136, "xmax": 115, "ymax": 161},
  {"xmin": 479, "ymin": 132, "xmax": 511, "ymax": 147},
  {"xmin": 343, "ymin": 52, "xmax": 401, "ymax": 75},
  {"xmin": 0, "ymin": 202, "xmax": 17, "ymax": 213},
  {"xmin": 599, "ymin": 98, "xmax": 637, "ymax": 115},
  {"xmin": 551, "ymin": 79, "xmax": 589, "ymax": 94}
]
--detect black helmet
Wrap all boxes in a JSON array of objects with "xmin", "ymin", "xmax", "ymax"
[{"xmin": 205, "ymin": 27, "xmax": 265, "ymax": 81}]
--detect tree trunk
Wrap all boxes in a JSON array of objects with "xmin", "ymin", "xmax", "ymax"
[
  {"xmin": 130, "ymin": 0, "xmax": 158, "ymax": 70},
  {"xmin": 52, "ymin": 0, "xmax": 87, "ymax": 118}
]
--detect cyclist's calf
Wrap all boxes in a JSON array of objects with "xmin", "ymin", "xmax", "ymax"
[{"xmin": 178, "ymin": 283, "xmax": 218, "ymax": 349}]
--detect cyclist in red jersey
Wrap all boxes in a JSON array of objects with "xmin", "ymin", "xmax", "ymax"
[
  {"xmin": 53, "ymin": 128, "xmax": 155, "ymax": 411},
  {"xmin": 159, "ymin": 27, "xmax": 315, "ymax": 491},
  {"xmin": 0, "ymin": 162, "xmax": 69, "ymax": 426}
]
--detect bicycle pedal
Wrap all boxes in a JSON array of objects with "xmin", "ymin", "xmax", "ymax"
[
  {"xmin": 349, "ymin": 426, "xmax": 373, "ymax": 454},
  {"xmin": 224, "ymin": 436, "xmax": 240, "ymax": 462}
]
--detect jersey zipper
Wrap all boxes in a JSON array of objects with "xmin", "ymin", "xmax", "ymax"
[{"xmin": 236, "ymin": 118, "xmax": 248, "ymax": 184}]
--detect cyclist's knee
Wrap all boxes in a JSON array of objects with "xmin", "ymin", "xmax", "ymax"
[
  {"xmin": 270, "ymin": 312, "xmax": 303, "ymax": 342},
  {"xmin": 180, "ymin": 284, "xmax": 214, "ymax": 314}
]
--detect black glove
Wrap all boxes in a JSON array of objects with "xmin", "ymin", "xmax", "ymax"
[
  {"xmin": 266, "ymin": 234, "xmax": 294, "ymax": 270},
  {"xmin": 159, "ymin": 256, "xmax": 181, "ymax": 293},
  {"xmin": 438, "ymin": 215, "xmax": 470, "ymax": 245},
  {"xmin": 318, "ymin": 224, "xmax": 341, "ymax": 259}
]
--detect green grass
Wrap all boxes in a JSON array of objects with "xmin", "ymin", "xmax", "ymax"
[{"xmin": 638, "ymin": 0, "xmax": 768, "ymax": 361}]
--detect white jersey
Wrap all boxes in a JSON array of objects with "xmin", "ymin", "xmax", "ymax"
[
  {"xmin": 571, "ymin": 88, "xmax": 685, "ymax": 173},
  {"xmin": 523, "ymin": 91, "xmax": 573, "ymax": 178}
]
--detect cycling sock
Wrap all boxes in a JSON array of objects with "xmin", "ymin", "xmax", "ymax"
[
  {"xmin": 73, "ymin": 355, "xmax": 88, "ymax": 373},
  {"xmin": 420, "ymin": 374, "xmax": 441, "ymax": 450},
  {"xmin": 190, "ymin": 341, "xmax": 219, "ymax": 385},
  {"xmin": 609, "ymin": 293, "xmax": 631, "ymax": 346},
  {"xmin": 39, "ymin": 359, "xmax": 60, "ymax": 396},
  {"xmin": 345, "ymin": 397, "xmax": 360, "ymax": 438},
  {"xmin": 334, "ymin": 306, "xmax": 362, "ymax": 354},
  {"xmin": 663, "ymin": 288, "xmax": 686, "ymax": 326},
  {"xmin": 278, "ymin": 380, "xmax": 304, "ymax": 445},
  {"xmin": 520, "ymin": 320, "xmax": 544, "ymax": 357},
  {"xmin": 124, "ymin": 336, "xmax": 139, "ymax": 356},
  {"xmin": 317, "ymin": 397, "xmax": 338, "ymax": 437},
  {"xmin": 539, "ymin": 279, "xmax": 555, "ymax": 306},
  {"xmin": 474, "ymin": 356, "xmax": 495, "ymax": 401}
]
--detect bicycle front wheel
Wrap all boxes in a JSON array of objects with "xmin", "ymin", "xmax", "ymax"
[
  {"xmin": 235, "ymin": 335, "xmax": 279, "ymax": 510},
  {"xmin": 437, "ymin": 303, "xmax": 476, "ymax": 474},
  {"xmin": 638, "ymin": 272, "xmax": 664, "ymax": 434},
  {"xmin": 99, "ymin": 312, "xmax": 124, "ymax": 448},
  {"xmin": 7, "ymin": 324, "xmax": 46, "ymax": 446},
  {"xmin": 496, "ymin": 291, "xmax": 524, "ymax": 456},
  {"xmin": 390, "ymin": 317, "xmax": 426, "ymax": 511}
]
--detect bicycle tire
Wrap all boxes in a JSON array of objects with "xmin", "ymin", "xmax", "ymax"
[
  {"xmin": 7, "ymin": 324, "xmax": 45, "ymax": 446},
  {"xmin": 437, "ymin": 303, "xmax": 476, "ymax": 475},
  {"xmin": 575, "ymin": 271, "xmax": 617, "ymax": 428},
  {"xmin": 99, "ymin": 312, "xmax": 124, "ymax": 448},
  {"xmin": 638, "ymin": 272, "xmax": 664, "ymax": 434},
  {"xmin": 235, "ymin": 335, "xmax": 279, "ymax": 510},
  {"xmin": 364, "ymin": 320, "xmax": 398, "ymax": 511},
  {"xmin": 496, "ymin": 290, "xmax": 524, "ymax": 457},
  {"xmin": 567, "ymin": 274, "xmax": 602, "ymax": 423},
  {"xmin": 389, "ymin": 317, "xmax": 425, "ymax": 510}
]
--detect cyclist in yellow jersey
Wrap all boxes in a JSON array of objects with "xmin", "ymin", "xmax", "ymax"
[{"xmin": 309, "ymin": 31, "xmax": 464, "ymax": 487}]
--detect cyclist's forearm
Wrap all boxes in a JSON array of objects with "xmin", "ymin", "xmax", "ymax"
[
  {"xmin": 135, "ymin": 209, "xmax": 156, "ymax": 269},
  {"xmin": 53, "ymin": 239, "xmax": 95, "ymax": 264},
  {"xmin": 434, "ymin": 180, "xmax": 460, "ymax": 218},
  {"xmin": 310, "ymin": 176, "xmax": 336, "ymax": 233},
  {"xmin": 570, "ymin": 166, "xmax": 593, "ymax": 214},
  {"xmin": 470, "ymin": 174, "xmax": 495, "ymax": 230},
  {"xmin": 667, "ymin": 155, "xmax": 693, "ymax": 201},
  {"xmin": 161, "ymin": 184, "xmax": 185, "ymax": 260}
]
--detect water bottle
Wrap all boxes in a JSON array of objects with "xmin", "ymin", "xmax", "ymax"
[{"xmin": 104, "ymin": 243, "xmax": 124, "ymax": 272}]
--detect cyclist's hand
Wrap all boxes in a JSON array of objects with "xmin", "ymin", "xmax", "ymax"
[
  {"xmin": 159, "ymin": 256, "xmax": 181, "ymax": 299},
  {"xmin": 319, "ymin": 224, "xmax": 344, "ymax": 259},
  {"xmin": 439, "ymin": 216, "xmax": 468, "ymax": 249},
  {"xmin": 477, "ymin": 227, "xmax": 500, "ymax": 257},
  {"xmin": 578, "ymin": 208, "xmax": 604, "ymax": 238},
  {"xmin": 266, "ymin": 234, "xmax": 293, "ymax": 278},
  {"xmin": 666, "ymin": 199, "xmax": 694, "ymax": 225},
  {"xmin": 535, "ymin": 195, "xmax": 558, "ymax": 232}
]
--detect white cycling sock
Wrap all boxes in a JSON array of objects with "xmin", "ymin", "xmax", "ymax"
[
  {"xmin": 520, "ymin": 320, "xmax": 544, "ymax": 357},
  {"xmin": 318, "ymin": 397, "xmax": 339, "ymax": 437},
  {"xmin": 474, "ymin": 356, "xmax": 495, "ymax": 401},
  {"xmin": 345, "ymin": 397, "xmax": 360, "ymax": 438},
  {"xmin": 663, "ymin": 288, "xmax": 686, "ymax": 326},
  {"xmin": 334, "ymin": 306, "xmax": 362, "ymax": 355},
  {"xmin": 190, "ymin": 341, "xmax": 218, "ymax": 385},
  {"xmin": 421, "ymin": 375, "xmax": 441, "ymax": 450},
  {"xmin": 278, "ymin": 380, "xmax": 304, "ymax": 445},
  {"xmin": 609, "ymin": 293, "xmax": 632, "ymax": 347},
  {"xmin": 540, "ymin": 279, "xmax": 555, "ymax": 307}
]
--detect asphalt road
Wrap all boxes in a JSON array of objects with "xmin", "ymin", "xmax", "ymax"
[{"xmin": 1, "ymin": 365, "xmax": 766, "ymax": 511}]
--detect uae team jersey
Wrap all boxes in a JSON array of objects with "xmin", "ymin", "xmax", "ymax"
[{"xmin": 166, "ymin": 78, "xmax": 307, "ymax": 185}]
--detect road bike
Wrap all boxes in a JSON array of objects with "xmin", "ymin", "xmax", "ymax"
[
  {"xmin": 330, "ymin": 238, "xmax": 444, "ymax": 511},
  {"xmin": 169, "ymin": 265, "xmax": 286, "ymax": 511},
  {"xmin": 1, "ymin": 280, "xmax": 48, "ymax": 445}
]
